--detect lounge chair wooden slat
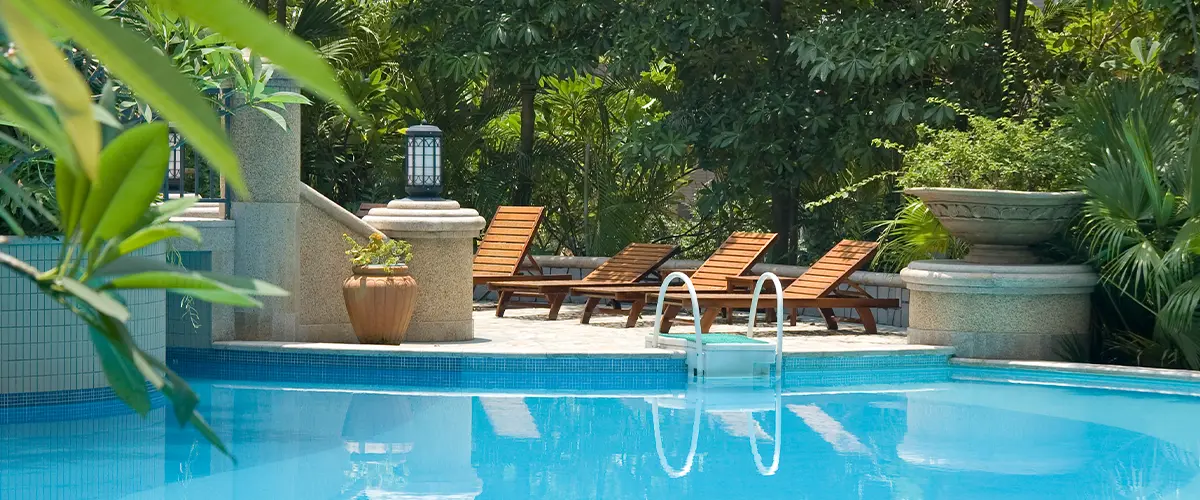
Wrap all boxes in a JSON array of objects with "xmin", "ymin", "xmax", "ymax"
[
  {"xmin": 491, "ymin": 242, "xmax": 677, "ymax": 321},
  {"xmin": 472, "ymin": 206, "xmax": 551, "ymax": 287},
  {"xmin": 653, "ymin": 240, "xmax": 898, "ymax": 334},
  {"xmin": 571, "ymin": 232, "xmax": 777, "ymax": 327}
]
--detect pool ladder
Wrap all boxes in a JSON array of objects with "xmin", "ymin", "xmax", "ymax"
[{"xmin": 650, "ymin": 272, "xmax": 786, "ymax": 379}]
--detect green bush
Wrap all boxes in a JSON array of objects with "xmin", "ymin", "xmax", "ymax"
[{"xmin": 897, "ymin": 116, "xmax": 1087, "ymax": 192}]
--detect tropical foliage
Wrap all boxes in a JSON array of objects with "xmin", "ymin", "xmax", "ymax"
[
  {"xmin": 344, "ymin": 232, "xmax": 412, "ymax": 268},
  {"xmin": 0, "ymin": 0, "xmax": 355, "ymax": 455}
]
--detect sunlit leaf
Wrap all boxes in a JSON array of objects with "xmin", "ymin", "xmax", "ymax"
[
  {"xmin": 80, "ymin": 123, "xmax": 171, "ymax": 243},
  {"xmin": 151, "ymin": 0, "xmax": 360, "ymax": 120},
  {"xmin": 118, "ymin": 224, "xmax": 202, "ymax": 256},
  {"xmin": 1, "ymin": 1, "xmax": 99, "ymax": 178},
  {"xmin": 25, "ymin": 0, "xmax": 247, "ymax": 195}
]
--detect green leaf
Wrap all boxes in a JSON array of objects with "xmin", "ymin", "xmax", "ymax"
[
  {"xmin": 0, "ymin": 73, "xmax": 70, "ymax": 162},
  {"xmin": 151, "ymin": 197, "xmax": 200, "ymax": 225},
  {"xmin": 58, "ymin": 277, "xmax": 130, "ymax": 322},
  {"xmin": 93, "ymin": 255, "xmax": 183, "ymax": 277},
  {"xmin": 196, "ymin": 271, "xmax": 290, "ymax": 296},
  {"xmin": 150, "ymin": 0, "xmax": 360, "ymax": 121},
  {"xmin": 54, "ymin": 158, "xmax": 87, "ymax": 234},
  {"xmin": 118, "ymin": 223, "xmax": 202, "ymax": 256},
  {"xmin": 252, "ymin": 105, "xmax": 288, "ymax": 131},
  {"xmin": 190, "ymin": 412, "xmax": 235, "ymax": 461},
  {"xmin": 24, "ymin": 0, "xmax": 247, "ymax": 196},
  {"xmin": 79, "ymin": 123, "xmax": 171, "ymax": 243},
  {"xmin": 173, "ymin": 288, "xmax": 263, "ymax": 308},
  {"xmin": 89, "ymin": 319, "xmax": 150, "ymax": 414},
  {"xmin": 257, "ymin": 91, "xmax": 311, "ymax": 105},
  {"xmin": 1, "ymin": 1, "xmax": 99, "ymax": 178}
]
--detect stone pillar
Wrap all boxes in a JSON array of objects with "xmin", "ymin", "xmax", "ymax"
[
  {"xmin": 229, "ymin": 72, "xmax": 301, "ymax": 341},
  {"xmin": 364, "ymin": 199, "xmax": 485, "ymax": 341},
  {"xmin": 901, "ymin": 260, "xmax": 1098, "ymax": 360}
]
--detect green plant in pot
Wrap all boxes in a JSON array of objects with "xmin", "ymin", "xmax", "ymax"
[
  {"xmin": 896, "ymin": 112, "xmax": 1089, "ymax": 265},
  {"xmin": 342, "ymin": 233, "xmax": 417, "ymax": 344}
]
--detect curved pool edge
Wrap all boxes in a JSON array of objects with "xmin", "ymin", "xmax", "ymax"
[{"xmin": 951, "ymin": 357, "xmax": 1200, "ymax": 395}]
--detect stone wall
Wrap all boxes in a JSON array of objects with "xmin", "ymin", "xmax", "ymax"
[
  {"xmin": 297, "ymin": 183, "xmax": 383, "ymax": 343},
  {"xmin": 474, "ymin": 255, "xmax": 911, "ymax": 327},
  {"xmin": 0, "ymin": 238, "xmax": 165, "ymax": 397},
  {"xmin": 169, "ymin": 215, "xmax": 236, "ymax": 346}
]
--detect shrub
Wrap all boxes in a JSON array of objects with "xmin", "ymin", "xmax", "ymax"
[
  {"xmin": 897, "ymin": 116, "xmax": 1087, "ymax": 192},
  {"xmin": 344, "ymin": 233, "xmax": 412, "ymax": 268}
]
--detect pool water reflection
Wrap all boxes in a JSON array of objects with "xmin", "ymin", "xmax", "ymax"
[{"xmin": 1, "ymin": 370, "xmax": 1199, "ymax": 499}]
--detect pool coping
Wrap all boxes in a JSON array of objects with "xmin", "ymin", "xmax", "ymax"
[
  {"xmin": 952, "ymin": 358, "xmax": 1200, "ymax": 384},
  {"xmin": 210, "ymin": 340, "xmax": 955, "ymax": 359}
]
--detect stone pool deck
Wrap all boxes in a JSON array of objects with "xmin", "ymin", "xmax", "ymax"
[{"xmin": 215, "ymin": 303, "xmax": 950, "ymax": 359}]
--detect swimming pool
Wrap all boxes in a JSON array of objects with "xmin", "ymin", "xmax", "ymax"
[{"xmin": 2, "ymin": 357, "xmax": 1198, "ymax": 499}]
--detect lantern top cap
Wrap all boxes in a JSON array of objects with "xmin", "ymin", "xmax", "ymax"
[{"xmin": 407, "ymin": 121, "xmax": 442, "ymax": 136}]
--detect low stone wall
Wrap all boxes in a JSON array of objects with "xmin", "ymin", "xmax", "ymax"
[
  {"xmin": 0, "ymin": 238, "xmax": 165, "ymax": 399},
  {"xmin": 473, "ymin": 255, "xmax": 910, "ymax": 327}
]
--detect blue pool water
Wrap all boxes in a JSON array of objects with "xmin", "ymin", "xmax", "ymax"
[{"xmin": 2, "ymin": 367, "xmax": 1200, "ymax": 499}]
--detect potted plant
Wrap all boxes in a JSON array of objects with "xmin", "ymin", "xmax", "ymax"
[
  {"xmin": 897, "ymin": 114, "xmax": 1088, "ymax": 264},
  {"xmin": 342, "ymin": 233, "xmax": 416, "ymax": 344}
]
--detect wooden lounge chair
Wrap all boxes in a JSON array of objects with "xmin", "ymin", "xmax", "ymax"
[
  {"xmin": 653, "ymin": 240, "xmax": 898, "ymax": 334},
  {"xmin": 473, "ymin": 206, "xmax": 564, "ymax": 287},
  {"xmin": 489, "ymin": 243, "xmax": 678, "ymax": 320},
  {"xmin": 571, "ymin": 232, "xmax": 778, "ymax": 327}
]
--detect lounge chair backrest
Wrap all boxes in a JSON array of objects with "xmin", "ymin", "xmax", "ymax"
[
  {"xmin": 689, "ymin": 232, "xmax": 778, "ymax": 290},
  {"xmin": 783, "ymin": 240, "xmax": 878, "ymax": 298},
  {"xmin": 583, "ymin": 243, "xmax": 678, "ymax": 283},
  {"xmin": 473, "ymin": 206, "xmax": 545, "ymax": 277}
]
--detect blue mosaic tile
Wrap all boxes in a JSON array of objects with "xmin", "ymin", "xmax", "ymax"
[
  {"xmin": 783, "ymin": 353, "xmax": 950, "ymax": 371},
  {"xmin": 0, "ymin": 389, "xmax": 165, "ymax": 424}
]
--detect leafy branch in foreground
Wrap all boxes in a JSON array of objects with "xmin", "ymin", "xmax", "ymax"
[{"xmin": 0, "ymin": 0, "xmax": 359, "ymax": 457}]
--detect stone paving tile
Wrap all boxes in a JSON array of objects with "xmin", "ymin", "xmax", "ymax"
[{"xmin": 217, "ymin": 304, "xmax": 949, "ymax": 357}]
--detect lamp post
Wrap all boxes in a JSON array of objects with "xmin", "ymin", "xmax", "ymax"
[{"xmin": 405, "ymin": 122, "xmax": 443, "ymax": 200}]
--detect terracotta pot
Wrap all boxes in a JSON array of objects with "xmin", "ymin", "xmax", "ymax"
[
  {"xmin": 343, "ymin": 265, "xmax": 417, "ymax": 344},
  {"xmin": 905, "ymin": 187, "xmax": 1086, "ymax": 265}
]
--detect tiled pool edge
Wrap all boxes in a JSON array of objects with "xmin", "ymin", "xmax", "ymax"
[{"xmin": 952, "ymin": 358, "xmax": 1200, "ymax": 383}]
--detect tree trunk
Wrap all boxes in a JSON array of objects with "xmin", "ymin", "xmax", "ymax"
[
  {"xmin": 1013, "ymin": 0, "xmax": 1029, "ymax": 47},
  {"xmin": 997, "ymin": 0, "xmax": 1011, "ymax": 33},
  {"xmin": 515, "ymin": 81, "xmax": 536, "ymax": 206},
  {"xmin": 769, "ymin": 186, "xmax": 796, "ymax": 264},
  {"xmin": 275, "ymin": 0, "xmax": 287, "ymax": 24}
]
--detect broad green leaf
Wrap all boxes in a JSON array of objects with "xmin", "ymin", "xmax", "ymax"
[
  {"xmin": 131, "ymin": 349, "xmax": 199, "ymax": 426},
  {"xmin": 24, "ymin": 0, "xmax": 247, "ymax": 195},
  {"xmin": 1, "ymin": 1, "xmax": 99, "ymax": 178},
  {"xmin": 80, "ymin": 123, "xmax": 170, "ymax": 243},
  {"xmin": 173, "ymin": 288, "xmax": 263, "ymax": 308},
  {"xmin": 93, "ymin": 255, "xmax": 183, "ymax": 277},
  {"xmin": 89, "ymin": 317, "xmax": 150, "ymax": 414},
  {"xmin": 196, "ymin": 271, "xmax": 289, "ymax": 296},
  {"xmin": 252, "ymin": 105, "xmax": 288, "ymax": 131},
  {"xmin": 118, "ymin": 224, "xmax": 202, "ymax": 256},
  {"xmin": 54, "ymin": 158, "xmax": 87, "ymax": 234},
  {"xmin": 58, "ymin": 277, "xmax": 130, "ymax": 321},
  {"xmin": 0, "ymin": 73, "xmax": 70, "ymax": 161},
  {"xmin": 190, "ymin": 412, "xmax": 235, "ymax": 461},
  {"xmin": 152, "ymin": 197, "xmax": 201, "ymax": 224},
  {"xmin": 151, "ymin": 0, "xmax": 360, "ymax": 120},
  {"xmin": 257, "ymin": 91, "xmax": 312, "ymax": 105},
  {"xmin": 103, "ymin": 270, "xmax": 238, "ymax": 291}
]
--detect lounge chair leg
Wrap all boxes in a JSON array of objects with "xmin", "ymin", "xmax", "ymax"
[
  {"xmin": 790, "ymin": 309, "xmax": 798, "ymax": 326},
  {"xmin": 723, "ymin": 307, "xmax": 733, "ymax": 324},
  {"xmin": 855, "ymin": 307, "xmax": 878, "ymax": 334},
  {"xmin": 819, "ymin": 308, "xmax": 838, "ymax": 331},
  {"xmin": 660, "ymin": 304, "xmax": 681, "ymax": 333},
  {"xmin": 700, "ymin": 308, "xmax": 719, "ymax": 333},
  {"xmin": 546, "ymin": 293, "xmax": 567, "ymax": 320},
  {"xmin": 624, "ymin": 298, "xmax": 646, "ymax": 328},
  {"xmin": 581, "ymin": 297, "xmax": 600, "ymax": 324},
  {"xmin": 496, "ymin": 291, "xmax": 513, "ymax": 317}
]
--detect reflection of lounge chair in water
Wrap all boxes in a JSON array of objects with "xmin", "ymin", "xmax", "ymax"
[
  {"xmin": 480, "ymin": 397, "xmax": 541, "ymax": 439},
  {"xmin": 647, "ymin": 381, "xmax": 783, "ymax": 477}
]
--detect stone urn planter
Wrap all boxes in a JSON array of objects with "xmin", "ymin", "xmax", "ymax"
[
  {"xmin": 904, "ymin": 187, "xmax": 1086, "ymax": 265},
  {"xmin": 342, "ymin": 265, "xmax": 417, "ymax": 344}
]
